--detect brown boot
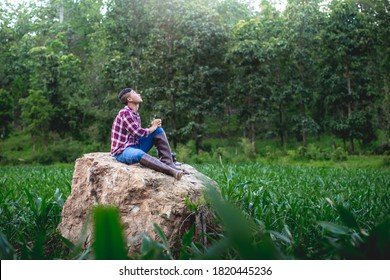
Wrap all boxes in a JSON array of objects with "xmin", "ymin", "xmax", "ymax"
[
  {"xmin": 153, "ymin": 132, "xmax": 181, "ymax": 170},
  {"xmin": 140, "ymin": 153, "xmax": 183, "ymax": 180}
]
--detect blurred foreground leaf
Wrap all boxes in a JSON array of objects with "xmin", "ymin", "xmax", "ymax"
[
  {"xmin": 205, "ymin": 185, "xmax": 283, "ymax": 259},
  {"xmin": 93, "ymin": 206, "xmax": 129, "ymax": 260},
  {"xmin": 0, "ymin": 232, "xmax": 15, "ymax": 260}
]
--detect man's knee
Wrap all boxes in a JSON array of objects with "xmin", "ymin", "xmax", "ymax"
[
  {"xmin": 155, "ymin": 127, "xmax": 164, "ymax": 135},
  {"xmin": 132, "ymin": 150, "xmax": 145, "ymax": 162},
  {"xmin": 116, "ymin": 147, "xmax": 145, "ymax": 164}
]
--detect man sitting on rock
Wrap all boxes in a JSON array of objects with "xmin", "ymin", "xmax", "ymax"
[{"xmin": 111, "ymin": 88, "xmax": 183, "ymax": 180}]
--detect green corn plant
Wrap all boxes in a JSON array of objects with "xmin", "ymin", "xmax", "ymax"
[
  {"xmin": 204, "ymin": 185, "xmax": 283, "ymax": 260},
  {"xmin": 24, "ymin": 188, "xmax": 64, "ymax": 235},
  {"xmin": 1, "ymin": 164, "xmax": 389, "ymax": 260},
  {"xmin": 319, "ymin": 200, "xmax": 390, "ymax": 259},
  {"xmin": 139, "ymin": 227, "xmax": 171, "ymax": 260},
  {"xmin": 92, "ymin": 206, "xmax": 129, "ymax": 260},
  {"xmin": 153, "ymin": 223, "xmax": 173, "ymax": 259},
  {"xmin": 0, "ymin": 231, "xmax": 15, "ymax": 260},
  {"xmin": 60, "ymin": 211, "xmax": 93, "ymax": 260},
  {"xmin": 178, "ymin": 225, "xmax": 196, "ymax": 260}
]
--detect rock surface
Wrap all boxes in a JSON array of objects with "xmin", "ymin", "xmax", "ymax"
[{"xmin": 57, "ymin": 152, "xmax": 215, "ymax": 254}]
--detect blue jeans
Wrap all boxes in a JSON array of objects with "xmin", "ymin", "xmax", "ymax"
[{"xmin": 114, "ymin": 127, "xmax": 164, "ymax": 164}]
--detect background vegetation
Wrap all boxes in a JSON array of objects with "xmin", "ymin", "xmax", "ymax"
[{"xmin": 0, "ymin": 0, "xmax": 389, "ymax": 165}]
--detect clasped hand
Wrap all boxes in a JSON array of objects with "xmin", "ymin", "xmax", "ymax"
[{"xmin": 151, "ymin": 118, "xmax": 162, "ymax": 128}]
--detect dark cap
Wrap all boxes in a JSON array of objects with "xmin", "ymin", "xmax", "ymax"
[{"xmin": 118, "ymin": 88, "xmax": 133, "ymax": 104}]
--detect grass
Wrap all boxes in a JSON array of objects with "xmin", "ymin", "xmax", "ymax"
[
  {"xmin": 269, "ymin": 155, "xmax": 390, "ymax": 169},
  {"xmin": 0, "ymin": 161, "xmax": 389, "ymax": 259}
]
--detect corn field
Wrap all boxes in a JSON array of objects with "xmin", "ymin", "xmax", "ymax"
[{"xmin": 0, "ymin": 163, "xmax": 389, "ymax": 260}]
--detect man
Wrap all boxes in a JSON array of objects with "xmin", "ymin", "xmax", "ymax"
[{"xmin": 111, "ymin": 87, "xmax": 183, "ymax": 180}]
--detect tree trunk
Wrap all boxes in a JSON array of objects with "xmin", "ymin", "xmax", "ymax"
[
  {"xmin": 44, "ymin": 136, "xmax": 48, "ymax": 153},
  {"xmin": 332, "ymin": 138, "xmax": 337, "ymax": 150},
  {"xmin": 59, "ymin": 2, "xmax": 64, "ymax": 23},
  {"xmin": 166, "ymin": 35, "xmax": 177, "ymax": 149},
  {"xmin": 299, "ymin": 64, "xmax": 307, "ymax": 147},
  {"xmin": 250, "ymin": 113, "xmax": 256, "ymax": 154},
  {"xmin": 171, "ymin": 87, "xmax": 177, "ymax": 149},
  {"xmin": 195, "ymin": 115, "xmax": 203, "ymax": 154},
  {"xmin": 349, "ymin": 138, "xmax": 355, "ymax": 155},
  {"xmin": 345, "ymin": 66, "xmax": 354, "ymax": 154},
  {"xmin": 301, "ymin": 101, "xmax": 307, "ymax": 147},
  {"xmin": 279, "ymin": 103, "xmax": 285, "ymax": 147},
  {"xmin": 32, "ymin": 134, "xmax": 36, "ymax": 156}
]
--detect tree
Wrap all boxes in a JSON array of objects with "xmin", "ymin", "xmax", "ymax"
[
  {"xmin": 283, "ymin": 0, "xmax": 322, "ymax": 147},
  {"xmin": 257, "ymin": 4, "xmax": 292, "ymax": 147},
  {"xmin": 320, "ymin": 0, "xmax": 377, "ymax": 153},
  {"xmin": 360, "ymin": 0, "xmax": 390, "ymax": 139},
  {"xmin": 19, "ymin": 89, "xmax": 53, "ymax": 152},
  {"xmin": 173, "ymin": 0, "xmax": 230, "ymax": 152},
  {"xmin": 143, "ymin": 0, "xmax": 230, "ymax": 151},
  {"xmin": 0, "ymin": 0, "xmax": 36, "ymax": 130},
  {"xmin": 227, "ymin": 18, "xmax": 272, "ymax": 152},
  {"xmin": 226, "ymin": 2, "xmax": 292, "ymax": 150},
  {"xmin": 103, "ymin": 0, "xmax": 152, "ymax": 89}
]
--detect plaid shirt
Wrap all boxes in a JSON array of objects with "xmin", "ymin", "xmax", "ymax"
[{"xmin": 110, "ymin": 106, "xmax": 150, "ymax": 156}]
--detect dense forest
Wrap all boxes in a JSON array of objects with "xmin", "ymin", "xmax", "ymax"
[{"xmin": 0, "ymin": 0, "xmax": 389, "ymax": 164}]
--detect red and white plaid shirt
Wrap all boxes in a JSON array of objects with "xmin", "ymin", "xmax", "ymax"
[{"xmin": 110, "ymin": 106, "xmax": 150, "ymax": 156}]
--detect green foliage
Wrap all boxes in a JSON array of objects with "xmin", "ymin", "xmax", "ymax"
[
  {"xmin": 265, "ymin": 145, "xmax": 284, "ymax": 161},
  {"xmin": 19, "ymin": 89, "xmax": 53, "ymax": 139},
  {"xmin": 383, "ymin": 157, "xmax": 390, "ymax": 167},
  {"xmin": 296, "ymin": 144, "xmax": 348, "ymax": 162},
  {"xmin": 0, "ymin": 133, "xmax": 104, "ymax": 165},
  {"xmin": 332, "ymin": 147, "xmax": 348, "ymax": 162},
  {"xmin": 239, "ymin": 138, "xmax": 256, "ymax": 160},
  {"xmin": 1, "ymin": 0, "xmax": 389, "ymax": 159},
  {"xmin": 320, "ymin": 0, "xmax": 379, "ymax": 152},
  {"xmin": 175, "ymin": 138, "xmax": 259, "ymax": 164},
  {"xmin": 0, "ymin": 89, "xmax": 14, "ymax": 139}
]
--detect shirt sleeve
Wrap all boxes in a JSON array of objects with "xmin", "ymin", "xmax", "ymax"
[{"xmin": 122, "ymin": 111, "xmax": 150, "ymax": 138}]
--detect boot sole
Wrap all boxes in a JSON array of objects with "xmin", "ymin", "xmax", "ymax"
[{"xmin": 175, "ymin": 172, "xmax": 183, "ymax": 180}]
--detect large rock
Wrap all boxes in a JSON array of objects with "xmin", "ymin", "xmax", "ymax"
[{"xmin": 58, "ymin": 152, "xmax": 216, "ymax": 255}]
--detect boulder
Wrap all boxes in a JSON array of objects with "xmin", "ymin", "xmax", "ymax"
[{"xmin": 57, "ymin": 152, "xmax": 216, "ymax": 255}]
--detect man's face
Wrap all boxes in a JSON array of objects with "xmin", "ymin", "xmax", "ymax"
[{"xmin": 128, "ymin": 90, "xmax": 143, "ymax": 104}]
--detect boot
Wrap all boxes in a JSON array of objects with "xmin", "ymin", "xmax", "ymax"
[
  {"xmin": 171, "ymin": 152, "xmax": 182, "ymax": 167},
  {"xmin": 153, "ymin": 132, "xmax": 181, "ymax": 170},
  {"xmin": 140, "ymin": 153, "xmax": 183, "ymax": 180}
]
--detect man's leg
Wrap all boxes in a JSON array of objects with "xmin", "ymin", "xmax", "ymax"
[
  {"xmin": 150, "ymin": 128, "xmax": 180, "ymax": 170},
  {"xmin": 139, "ymin": 153, "xmax": 182, "ymax": 180},
  {"xmin": 115, "ymin": 143, "xmax": 182, "ymax": 180},
  {"xmin": 138, "ymin": 127, "xmax": 164, "ymax": 153},
  {"xmin": 115, "ymin": 146, "xmax": 145, "ymax": 164}
]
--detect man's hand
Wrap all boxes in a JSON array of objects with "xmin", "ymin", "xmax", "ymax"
[
  {"xmin": 149, "ymin": 118, "xmax": 162, "ymax": 133},
  {"xmin": 151, "ymin": 118, "xmax": 162, "ymax": 127}
]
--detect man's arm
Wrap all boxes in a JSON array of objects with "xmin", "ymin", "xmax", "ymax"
[{"xmin": 122, "ymin": 113, "xmax": 161, "ymax": 137}]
